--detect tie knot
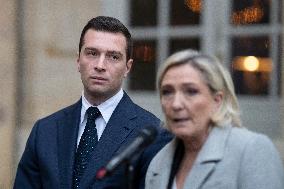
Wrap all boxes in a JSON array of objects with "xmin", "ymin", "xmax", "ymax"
[{"xmin": 86, "ymin": 107, "xmax": 101, "ymax": 120}]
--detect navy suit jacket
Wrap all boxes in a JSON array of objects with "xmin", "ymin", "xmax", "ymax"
[{"xmin": 14, "ymin": 93, "xmax": 172, "ymax": 189}]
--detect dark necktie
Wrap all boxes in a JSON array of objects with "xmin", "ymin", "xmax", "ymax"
[{"xmin": 73, "ymin": 107, "xmax": 101, "ymax": 188}]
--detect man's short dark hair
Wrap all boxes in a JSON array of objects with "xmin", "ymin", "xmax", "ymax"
[{"xmin": 79, "ymin": 16, "xmax": 133, "ymax": 60}]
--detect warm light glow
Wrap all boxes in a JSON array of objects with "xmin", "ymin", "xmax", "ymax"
[
  {"xmin": 243, "ymin": 56, "xmax": 259, "ymax": 71},
  {"xmin": 185, "ymin": 0, "xmax": 202, "ymax": 13},
  {"xmin": 232, "ymin": 56, "xmax": 272, "ymax": 72},
  {"xmin": 134, "ymin": 45, "xmax": 155, "ymax": 63},
  {"xmin": 231, "ymin": 5, "xmax": 264, "ymax": 25}
]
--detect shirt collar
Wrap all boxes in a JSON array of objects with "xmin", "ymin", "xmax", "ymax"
[{"xmin": 80, "ymin": 89, "xmax": 124, "ymax": 124}]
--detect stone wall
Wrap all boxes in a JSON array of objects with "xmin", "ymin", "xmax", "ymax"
[{"xmin": 0, "ymin": 0, "xmax": 17, "ymax": 187}]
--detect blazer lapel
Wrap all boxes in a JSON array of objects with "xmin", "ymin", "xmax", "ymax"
[
  {"xmin": 183, "ymin": 125, "xmax": 231, "ymax": 189},
  {"xmin": 146, "ymin": 139, "xmax": 177, "ymax": 189},
  {"xmin": 57, "ymin": 100, "xmax": 82, "ymax": 189},
  {"xmin": 183, "ymin": 163, "xmax": 216, "ymax": 189},
  {"xmin": 80, "ymin": 93, "xmax": 138, "ymax": 188}
]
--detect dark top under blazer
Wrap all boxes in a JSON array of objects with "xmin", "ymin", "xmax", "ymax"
[{"xmin": 14, "ymin": 92, "xmax": 172, "ymax": 189}]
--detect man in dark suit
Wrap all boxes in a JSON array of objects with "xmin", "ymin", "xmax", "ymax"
[{"xmin": 14, "ymin": 16, "xmax": 171, "ymax": 189}]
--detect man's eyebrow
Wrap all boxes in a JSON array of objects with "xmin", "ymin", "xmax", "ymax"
[
  {"xmin": 107, "ymin": 51, "xmax": 123, "ymax": 56},
  {"xmin": 84, "ymin": 48, "xmax": 123, "ymax": 56},
  {"xmin": 84, "ymin": 47, "xmax": 97, "ymax": 51}
]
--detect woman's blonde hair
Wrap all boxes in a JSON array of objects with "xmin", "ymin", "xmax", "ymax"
[{"xmin": 157, "ymin": 49, "xmax": 241, "ymax": 127}]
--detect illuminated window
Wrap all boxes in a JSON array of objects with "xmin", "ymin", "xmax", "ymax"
[
  {"xmin": 170, "ymin": 0, "xmax": 201, "ymax": 25},
  {"xmin": 123, "ymin": 0, "xmax": 282, "ymax": 137},
  {"xmin": 129, "ymin": 0, "xmax": 202, "ymax": 91},
  {"xmin": 229, "ymin": 0, "xmax": 282, "ymax": 97},
  {"xmin": 231, "ymin": 0, "xmax": 269, "ymax": 25},
  {"xmin": 130, "ymin": 40, "xmax": 156, "ymax": 90},
  {"xmin": 231, "ymin": 36, "xmax": 271, "ymax": 95},
  {"xmin": 128, "ymin": 0, "xmax": 281, "ymax": 96}
]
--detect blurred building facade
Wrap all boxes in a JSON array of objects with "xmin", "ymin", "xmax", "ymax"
[{"xmin": 0, "ymin": 0, "xmax": 283, "ymax": 187}]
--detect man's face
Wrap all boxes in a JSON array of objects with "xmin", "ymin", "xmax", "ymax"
[{"xmin": 77, "ymin": 30, "xmax": 132, "ymax": 105}]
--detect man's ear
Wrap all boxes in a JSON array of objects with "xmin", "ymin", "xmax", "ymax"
[
  {"xmin": 76, "ymin": 52, "xmax": 80, "ymax": 72},
  {"xmin": 124, "ymin": 59, "xmax": 133, "ymax": 77}
]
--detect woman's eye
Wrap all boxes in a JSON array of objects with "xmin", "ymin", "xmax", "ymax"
[
  {"xmin": 91, "ymin": 51, "xmax": 98, "ymax": 56},
  {"xmin": 161, "ymin": 89, "xmax": 172, "ymax": 96},
  {"xmin": 186, "ymin": 88, "xmax": 198, "ymax": 95}
]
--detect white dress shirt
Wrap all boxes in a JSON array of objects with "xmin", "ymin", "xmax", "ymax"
[
  {"xmin": 77, "ymin": 89, "xmax": 124, "ymax": 146},
  {"xmin": 172, "ymin": 178, "xmax": 177, "ymax": 189}
]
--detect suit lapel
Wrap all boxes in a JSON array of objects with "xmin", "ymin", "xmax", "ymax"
[
  {"xmin": 80, "ymin": 93, "xmax": 138, "ymax": 188},
  {"xmin": 57, "ymin": 100, "xmax": 82, "ymax": 189},
  {"xmin": 183, "ymin": 125, "xmax": 231, "ymax": 189}
]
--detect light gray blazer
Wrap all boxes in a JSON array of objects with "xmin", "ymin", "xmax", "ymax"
[{"xmin": 145, "ymin": 124, "xmax": 284, "ymax": 189}]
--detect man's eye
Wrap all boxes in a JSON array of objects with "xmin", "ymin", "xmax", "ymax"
[
  {"xmin": 86, "ymin": 51, "xmax": 97, "ymax": 56},
  {"xmin": 109, "ymin": 55, "xmax": 119, "ymax": 60},
  {"xmin": 111, "ymin": 55, "xmax": 119, "ymax": 60},
  {"xmin": 107, "ymin": 54, "xmax": 121, "ymax": 61}
]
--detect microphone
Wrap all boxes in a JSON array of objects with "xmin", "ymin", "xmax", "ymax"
[{"xmin": 96, "ymin": 127, "xmax": 158, "ymax": 179}]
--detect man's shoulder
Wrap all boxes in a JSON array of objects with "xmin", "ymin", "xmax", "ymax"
[
  {"xmin": 120, "ymin": 92, "xmax": 160, "ymax": 120},
  {"xmin": 133, "ymin": 103, "xmax": 159, "ymax": 119}
]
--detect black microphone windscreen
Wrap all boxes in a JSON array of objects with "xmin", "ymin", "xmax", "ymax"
[{"xmin": 139, "ymin": 127, "xmax": 158, "ymax": 145}]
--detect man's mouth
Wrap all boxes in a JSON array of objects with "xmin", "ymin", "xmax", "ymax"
[{"xmin": 91, "ymin": 76, "xmax": 107, "ymax": 81}]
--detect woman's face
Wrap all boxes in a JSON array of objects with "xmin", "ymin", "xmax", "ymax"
[{"xmin": 160, "ymin": 64, "xmax": 222, "ymax": 142}]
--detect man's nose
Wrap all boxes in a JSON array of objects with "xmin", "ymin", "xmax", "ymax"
[{"xmin": 94, "ymin": 55, "xmax": 106, "ymax": 71}]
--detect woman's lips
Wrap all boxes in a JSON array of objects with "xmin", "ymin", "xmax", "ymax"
[{"xmin": 173, "ymin": 118, "xmax": 190, "ymax": 122}]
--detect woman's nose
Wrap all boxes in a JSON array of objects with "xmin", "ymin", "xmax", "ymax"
[{"xmin": 171, "ymin": 93, "xmax": 184, "ymax": 110}]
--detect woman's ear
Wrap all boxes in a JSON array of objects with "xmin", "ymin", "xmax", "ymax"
[{"xmin": 214, "ymin": 91, "xmax": 224, "ymax": 109}]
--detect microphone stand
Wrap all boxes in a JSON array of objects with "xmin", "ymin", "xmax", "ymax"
[
  {"xmin": 124, "ymin": 152, "xmax": 142, "ymax": 189},
  {"xmin": 96, "ymin": 155, "xmax": 139, "ymax": 189},
  {"xmin": 125, "ymin": 161, "xmax": 134, "ymax": 189}
]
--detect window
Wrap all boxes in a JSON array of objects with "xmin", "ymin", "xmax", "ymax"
[
  {"xmin": 228, "ymin": 0, "xmax": 282, "ymax": 97},
  {"xmin": 126, "ymin": 0, "xmax": 282, "ymax": 137},
  {"xmin": 231, "ymin": 36, "xmax": 270, "ymax": 95},
  {"xmin": 130, "ymin": 0, "xmax": 157, "ymax": 26},
  {"xmin": 129, "ymin": 0, "xmax": 202, "ymax": 91},
  {"xmin": 170, "ymin": 0, "xmax": 201, "ymax": 25},
  {"xmin": 231, "ymin": 0, "xmax": 270, "ymax": 25},
  {"xmin": 129, "ymin": 40, "xmax": 156, "ymax": 90}
]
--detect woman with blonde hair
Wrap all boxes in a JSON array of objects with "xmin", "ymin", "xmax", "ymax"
[{"xmin": 145, "ymin": 49, "xmax": 284, "ymax": 189}]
